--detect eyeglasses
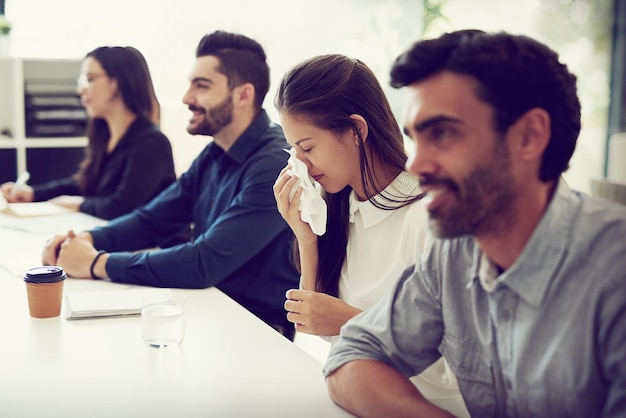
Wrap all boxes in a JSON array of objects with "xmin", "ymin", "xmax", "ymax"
[{"xmin": 76, "ymin": 73, "xmax": 108, "ymax": 89}]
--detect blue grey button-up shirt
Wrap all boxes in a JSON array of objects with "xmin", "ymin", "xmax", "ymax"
[{"xmin": 324, "ymin": 179, "xmax": 626, "ymax": 417}]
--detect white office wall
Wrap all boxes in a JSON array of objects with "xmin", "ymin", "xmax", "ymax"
[{"xmin": 5, "ymin": 0, "xmax": 610, "ymax": 192}]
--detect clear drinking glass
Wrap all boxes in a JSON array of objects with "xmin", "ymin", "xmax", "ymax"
[{"xmin": 141, "ymin": 294, "xmax": 185, "ymax": 349}]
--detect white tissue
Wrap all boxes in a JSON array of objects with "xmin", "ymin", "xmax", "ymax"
[{"xmin": 284, "ymin": 148, "xmax": 327, "ymax": 235}]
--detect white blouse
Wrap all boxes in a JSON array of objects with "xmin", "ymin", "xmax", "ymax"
[{"xmin": 338, "ymin": 171, "xmax": 431, "ymax": 309}]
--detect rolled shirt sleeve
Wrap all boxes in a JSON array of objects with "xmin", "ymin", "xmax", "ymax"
[{"xmin": 323, "ymin": 262, "xmax": 445, "ymax": 379}]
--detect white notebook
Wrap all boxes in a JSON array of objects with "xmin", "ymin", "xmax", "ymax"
[{"xmin": 64, "ymin": 288, "xmax": 173, "ymax": 319}]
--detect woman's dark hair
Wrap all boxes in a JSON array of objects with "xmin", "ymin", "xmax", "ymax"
[
  {"xmin": 390, "ymin": 29, "xmax": 581, "ymax": 182},
  {"xmin": 76, "ymin": 46, "xmax": 158, "ymax": 194},
  {"xmin": 195, "ymin": 30, "xmax": 270, "ymax": 111},
  {"xmin": 275, "ymin": 54, "xmax": 421, "ymax": 296}
]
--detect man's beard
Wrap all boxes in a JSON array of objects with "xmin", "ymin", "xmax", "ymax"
[
  {"xmin": 422, "ymin": 139, "xmax": 515, "ymax": 239},
  {"xmin": 187, "ymin": 93, "xmax": 233, "ymax": 136}
]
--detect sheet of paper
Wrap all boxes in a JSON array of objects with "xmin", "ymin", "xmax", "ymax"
[
  {"xmin": 0, "ymin": 211, "xmax": 107, "ymax": 235},
  {"xmin": 0, "ymin": 228, "xmax": 47, "ymax": 277}
]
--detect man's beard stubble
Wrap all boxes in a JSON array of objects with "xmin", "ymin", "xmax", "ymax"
[
  {"xmin": 424, "ymin": 139, "xmax": 516, "ymax": 239},
  {"xmin": 187, "ymin": 93, "xmax": 234, "ymax": 136}
]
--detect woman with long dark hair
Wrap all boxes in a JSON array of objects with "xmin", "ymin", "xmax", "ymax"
[
  {"xmin": 1, "ymin": 46, "xmax": 175, "ymax": 220},
  {"xmin": 273, "ymin": 54, "xmax": 468, "ymax": 417}
]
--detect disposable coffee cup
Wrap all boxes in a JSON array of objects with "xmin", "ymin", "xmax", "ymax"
[{"xmin": 23, "ymin": 266, "xmax": 67, "ymax": 318}]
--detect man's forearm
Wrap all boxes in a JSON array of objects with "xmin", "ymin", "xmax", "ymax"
[{"xmin": 327, "ymin": 360, "xmax": 455, "ymax": 418}]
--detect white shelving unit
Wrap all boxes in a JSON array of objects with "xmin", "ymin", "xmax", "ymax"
[{"xmin": 0, "ymin": 57, "xmax": 87, "ymax": 182}]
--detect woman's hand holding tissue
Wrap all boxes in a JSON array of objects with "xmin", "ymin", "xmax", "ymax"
[
  {"xmin": 274, "ymin": 148, "xmax": 327, "ymax": 236},
  {"xmin": 273, "ymin": 166, "xmax": 318, "ymax": 245}
]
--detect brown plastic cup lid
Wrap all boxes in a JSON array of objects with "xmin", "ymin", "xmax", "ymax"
[{"xmin": 23, "ymin": 266, "xmax": 67, "ymax": 284}]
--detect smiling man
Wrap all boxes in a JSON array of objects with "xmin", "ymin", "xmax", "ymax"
[
  {"xmin": 323, "ymin": 30, "xmax": 626, "ymax": 417},
  {"xmin": 42, "ymin": 31, "xmax": 299, "ymax": 340}
]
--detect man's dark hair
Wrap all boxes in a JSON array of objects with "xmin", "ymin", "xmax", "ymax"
[
  {"xmin": 390, "ymin": 30, "xmax": 581, "ymax": 182},
  {"xmin": 196, "ymin": 30, "xmax": 270, "ymax": 110}
]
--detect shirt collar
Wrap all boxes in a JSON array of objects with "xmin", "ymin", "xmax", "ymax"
[
  {"xmin": 467, "ymin": 178, "xmax": 578, "ymax": 307},
  {"xmin": 348, "ymin": 171, "xmax": 421, "ymax": 228},
  {"xmin": 220, "ymin": 110, "xmax": 272, "ymax": 165},
  {"xmin": 477, "ymin": 252, "xmax": 501, "ymax": 293},
  {"xmin": 114, "ymin": 116, "xmax": 150, "ymax": 150}
]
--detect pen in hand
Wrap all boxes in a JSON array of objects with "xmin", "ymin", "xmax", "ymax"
[{"xmin": 11, "ymin": 171, "xmax": 30, "ymax": 200}]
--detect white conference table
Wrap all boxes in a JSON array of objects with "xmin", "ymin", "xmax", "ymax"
[{"xmin": 0, "ymin": 211, "xmax": 353, "ymax": 418}]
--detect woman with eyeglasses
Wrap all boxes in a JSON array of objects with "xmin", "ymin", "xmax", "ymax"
[{"xmin": 1, "ymin": 46, "xmax": 176, "ymax": 220}]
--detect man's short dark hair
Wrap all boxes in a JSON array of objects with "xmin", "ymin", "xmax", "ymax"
[
  {"xmin": 390, "ymin": 30, "xmax": 581, "ymax": 182},
  {"xmin": 196, "ymin": 30, "xmax": 270, "ymax": 110}
]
